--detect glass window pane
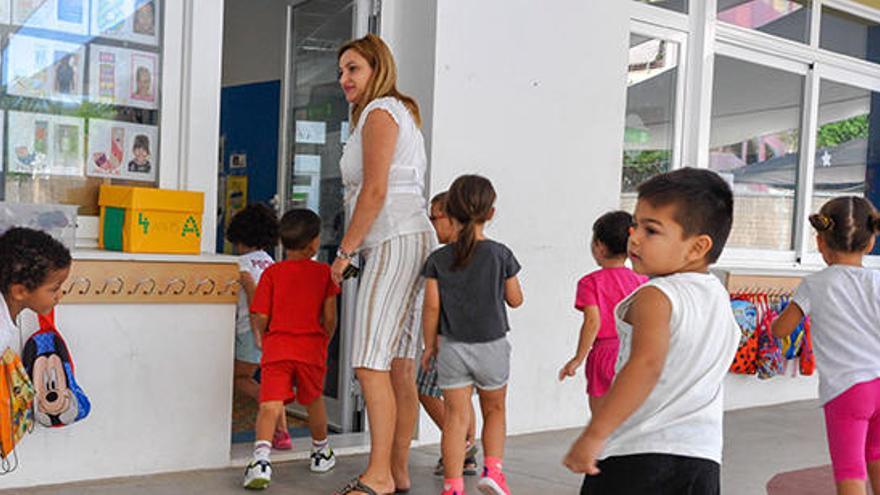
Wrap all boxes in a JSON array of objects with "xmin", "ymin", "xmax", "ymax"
[
  {"xmin": 718, "ymin": 0, "xmax": 811, "ymax": 44},
  {"xmin": 621, "ymin": 34, "xmax": 680, "ymax": 212},
  {"xmin": 633, "ymin": 0, "xmax": 687, "ymax": 14},
  {"xmin": 820, "ymin": 6, "xmax": 880, "ymax": 63},
  {"xmin": 2, "ymin": 0, "xmax": 164, "ymax": 216},
  {"xmin": 709, "ymin": 55, "xmax": 804, "ymax": 250},
  {"xmin": 809, "ymin": 80, "xmax": 880, "ymax": 252}
]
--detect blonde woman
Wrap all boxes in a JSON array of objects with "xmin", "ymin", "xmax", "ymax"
[{"xmin": 333, "ymin": 34, "xmax": 435, "ymax": 495}]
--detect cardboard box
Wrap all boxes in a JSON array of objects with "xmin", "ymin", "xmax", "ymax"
[{"xmin": 98, "ymin": 185, "xmax": 204, "ymax": 254}]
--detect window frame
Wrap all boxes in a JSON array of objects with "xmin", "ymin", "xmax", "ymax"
[{"xmin": 631, "ymin": 0, "xmax": 880, "ymax": 269}]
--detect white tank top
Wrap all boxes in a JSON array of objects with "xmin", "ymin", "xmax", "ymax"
[
  {"xmin": 604, "ymin": 272, "xmax": 740, "ymax": 464},
  {"xmin": 339, "ymin": 96, "xmax": 433, "ymax": 249}
]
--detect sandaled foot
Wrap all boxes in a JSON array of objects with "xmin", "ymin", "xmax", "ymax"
[{"xmin": 334, "ymin": 477, "xmax": 393, "ymax": 495}]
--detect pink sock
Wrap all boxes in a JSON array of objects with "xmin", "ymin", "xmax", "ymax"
[
  {"xmin": 485, "ymin": 456, "xmax": 503, "ymax": 472},
  {"xmin": 443, "ymin": 477, "xmax": 464, "ymax": 494}
]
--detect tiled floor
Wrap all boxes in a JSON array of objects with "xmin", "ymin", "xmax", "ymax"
[{"xmin": 3, "ymin": 400, "xmax": 831, "ymax": 495}]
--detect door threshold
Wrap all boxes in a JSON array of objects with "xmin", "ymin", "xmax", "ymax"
[{"xmin": 229, "ymin": 431, "xmax": 372, "ymax": 467}]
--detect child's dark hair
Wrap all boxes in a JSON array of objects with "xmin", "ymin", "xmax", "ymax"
[
  {"xmin": 637, "ymin": 167, "xmax": 733, "ymax": 263},
  {"xmin": 809, "ymin": 196, "xmax": 880, "ymax": 253},
  {"xmin": 133, "ymin": 134, "xmax": 149, "ymax": 152},
  {"xmin": 593, "ymin": 211, "xmax": 633, "ymax": 257},
  {"xmin": 0, "ymin": 227, "xmax": 72, "ymax": 294},
  {"xmin": 430, "ymin": 191, "xmax": 448, "ymax": 209},
  {"xmin": 279, "ymin": 208, "xmax": 321, "ymax": 250},
  {"xmin": 445, "ymin": 175, "xmax": 496, "ymax": 269},
  {"xmin": 226, "ymin": 203, "xmax": 279, "ymax": 251}
]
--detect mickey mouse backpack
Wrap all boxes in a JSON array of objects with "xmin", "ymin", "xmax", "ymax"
[{"xmin": 21, "ymin": 310, "xmax": 90, "ymax": 427}]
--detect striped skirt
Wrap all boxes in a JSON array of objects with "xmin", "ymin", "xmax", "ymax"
[{"xmin": 351, "ymin": 231, "xmax": 435, "ymax": 371}]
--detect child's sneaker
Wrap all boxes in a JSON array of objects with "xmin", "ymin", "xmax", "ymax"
[
  {"xmin": 463, "ymin": 444, "xmax": 479, "ymax": 476},
  {"xmin": 441, "ymin": 485, "xmax": 464, "ymax": 495},
  {"xmin": 243, "ymin": 459, "xmax": 272, "ymax": 489},
  {"xmin": 310, "ymin": 445, "xmax": 336, "ymax": 473},
  {"xmin": 272, "ymin": 429, "xmax": 292, "ymax": 450},
  {"xmin": 477, "ymin": 466, "xmax": 510, "ymax": 495}
]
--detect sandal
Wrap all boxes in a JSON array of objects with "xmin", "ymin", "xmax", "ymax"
[{"xmin": 335, "ymin": 477, "xmax": 391, "ymax": 495}]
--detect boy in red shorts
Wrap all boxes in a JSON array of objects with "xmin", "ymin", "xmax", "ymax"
[{"xmin": 243, "ymin": 209, "xmax": 341, "ymax": 490}]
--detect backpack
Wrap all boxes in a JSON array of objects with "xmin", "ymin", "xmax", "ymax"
[
  {"xmin": 756, "ymin": 310, "xmax": 785, "ymax": 380},
  {"xmin": 0, "ymin": 348, "xmax": 34, "ymax": 473},
  {"xmin": 21, "ymin": 311, "xmax": 90, "ymax": 427},
  {"xmin": 729, "ymin": 298, "xmax": 758, "ymax": 375}
]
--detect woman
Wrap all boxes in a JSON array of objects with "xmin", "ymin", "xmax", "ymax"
[{"xmin": 333, "ymin": 34, "xmax": 435, "ymax": 495}]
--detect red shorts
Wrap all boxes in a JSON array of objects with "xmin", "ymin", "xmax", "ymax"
[{"xmin": 259, "ymin": 360, "xmax": 326, "ymax": 405}]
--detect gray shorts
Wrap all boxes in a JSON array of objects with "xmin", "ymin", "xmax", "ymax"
[{"xmin": 436, "ymin": 336, "xmax": 510, "ymax": 391}]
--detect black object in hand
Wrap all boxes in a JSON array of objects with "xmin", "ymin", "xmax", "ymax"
[{"xmin": 342, "ymin": 263, "xmax": 360, "ymax": 280}]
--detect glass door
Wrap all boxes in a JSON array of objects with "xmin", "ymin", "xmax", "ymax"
[{"xmin": 280, "ymin": 0, "xmax": 376, "ymax": 433}]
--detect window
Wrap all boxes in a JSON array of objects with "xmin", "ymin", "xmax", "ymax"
[
  {"xmin": 808, "ymin": 79, "xmax": 880, "ymax": 251},
  {"xmin": 633, "ymin": 0, "xmax": 687, "ymax": 15},
  {"xmin": 621, "ymin": 33, "xmax": 681, "ymax": 210},
  {"xmin": 709, "ymin": 55, "xmax": 805, "ymax": 251},
  {"xmin": 2, "ymin": 0, "xmax": 164, "ymax": 216},
  {"xmin": 717, "ymin": 0, "xmax": 811, "ymax": 44},
  {"xmin": 820, "ymin": 5, "xmax": 880, "ymax": 63}
]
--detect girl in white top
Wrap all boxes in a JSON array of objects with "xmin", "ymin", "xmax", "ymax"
[
  {"xmin": 225, "ymin": 204, "xmax": 290, "ymax": 449},
  {"xmin": 333, "ymin": 34, "xmax": 435, "ymax": 495},
  {"xmin": 772, "ymin": 196, "xmax": 880, "ymax": 495}
]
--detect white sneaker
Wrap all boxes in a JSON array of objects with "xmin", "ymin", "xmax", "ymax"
[
  {"xmin": 310, "ymin": 447, "xmax": 336, "ymax": 473},
  {"xmin": 243, "ymin": 459, "xmax": 272, "ymax": 489}
]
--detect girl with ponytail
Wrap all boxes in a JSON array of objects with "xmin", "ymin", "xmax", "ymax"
[
  {"xmin": 421, "ymin": 175, "xmax": 523, "ymax": 495},
  {"xmin": 772, "ymin": 196, "xmax": 880, "ymax": 495}
]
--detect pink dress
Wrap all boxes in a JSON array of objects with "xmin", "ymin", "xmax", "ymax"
[{"xmin": 575, "ymin": 267, "xmax": 648, "ymax": 397}]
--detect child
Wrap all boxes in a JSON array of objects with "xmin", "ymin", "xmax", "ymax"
[
  {"xmin": 558, "ymin": 211, "xmax": 647, "ymax": 414},
  {"xmin": 127, "ymin": 135, "xmax": 151, "ymax": 174},
  {"xmin": 0, "ymin": 227, "xmax": 72, "ymax": 355},
  {"xmin": 771, "ymin": 196, "xmax": 880, "ymax": 495},
  {"xmin": 563, "ymin": 168, "xmax": 739, "ymax": 495},
  {"xmin": 225, "ymin": 204, "xmax": 290, "ymax": 450},
  {"xmin": 418, "ymin": 192, "xmax": 479, "ymax": 477},
  {"xmin": 243, "ymin": 209, "xmax": 340, "ymax": 489},
  {"xmin": 421, "ymin": 175, "xmax": 524, "ymax": 495}
]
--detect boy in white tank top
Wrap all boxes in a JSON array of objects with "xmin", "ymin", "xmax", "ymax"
[{"xmin": 563, "ymin": 168, "xmax": 740, "ymax": 495}]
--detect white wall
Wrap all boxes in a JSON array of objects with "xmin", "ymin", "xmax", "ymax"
[
  {"xmin": 4, "ymin": 303, "xmax": 236, "ymax": 489},
  {"xmin": 424, "ymin": 0, "xmax": 631, "ymax": 437},
  {"xmin": 381, "ymin": 0, "xmax": 438, "ymax": 184},
  {"xmin": 221, "ymin": 0, "xmax": 287, "ymax": 87}
]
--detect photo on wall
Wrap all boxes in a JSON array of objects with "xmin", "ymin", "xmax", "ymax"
[
  {"xmin": 88, "ymin": 44, "xmax": 158, "ymax": 109},
  {"xmin": 87, "ymin": 118, "xmax": 158, "ymax": 182},
  {"xmin": 91, "ymin": 0, "xmax": 159, "ymax": 46},
  {"xmin": 7, "ymin": 34, "xmax": 84, "ymax": 102},
  {"xmin": 7, "ymin": 111, "xmax": 84, "ymax": 176},
  {"xmin": 13, "ymin": 0, "xmax": 88, "ymax": 34}
]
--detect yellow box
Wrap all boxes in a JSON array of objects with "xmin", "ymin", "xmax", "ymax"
[{"xmin": 98, "ymin": 185, "xmax": 205, "ymax": 254}]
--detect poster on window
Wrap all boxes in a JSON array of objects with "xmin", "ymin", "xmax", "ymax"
[
  {"xmin": 12, "ymin": 0, "xmax": 88, "ymax": 34},
  {"xmin": 88, "ymin": 44, "xmax": 158, "ymax": 110},
  {"xmin": 7, "ymin": 34, "xmax": 84, "ymax": 102},
  {"xmin": 91, "ymin": 0, "xmax": 159, "ymax": 46},
  {"xmin": 7, "ymin": 112, "xmax": 84, "ymax": 177},
  {"xmin": 86, "ymin": 119, "xmax": 158, "ymax": 182}
]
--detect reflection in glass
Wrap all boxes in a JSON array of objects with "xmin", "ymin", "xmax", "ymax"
[
  {"xmin": 709, "ymin": 55, "xmax": 804, "ymax": 250},
  {"xmin": 820, "ymin": 6, "xmax": 880, "ymax": 64},
  {"xmin": 809, "ymin": 80, "xmax": 880, "ymax": 252},
  {"xmin": 2, "ymin": 0, "xmax": 163, "ymax": 215},
  {"xmin": 288, "ymin": 0, "xmax": 354, "ymax": 402},
  {"xmin": 718, "ymin": 0, "xmax": 810, "ymax": 44},
  {"xmin": 633, "ymin": 0, "xmax": 687, "ymax": 14},
  {"xmin": 621, "ymin": 34, "xmax": 679, "ymax": 197}
]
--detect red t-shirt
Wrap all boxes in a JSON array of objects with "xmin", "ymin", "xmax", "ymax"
[{"xmin": 250, "ymin": 259, "xmax": 341, "ymax": 365}]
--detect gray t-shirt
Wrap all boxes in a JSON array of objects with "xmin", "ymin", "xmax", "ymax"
[{"xmin": 422, "ymin": 239, "xmax": 521, "ymax": 343}]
